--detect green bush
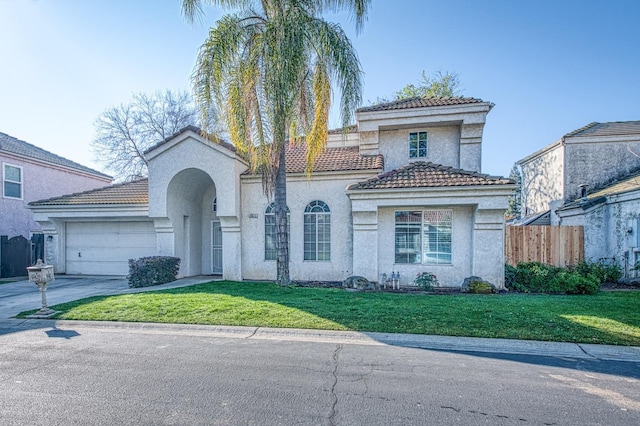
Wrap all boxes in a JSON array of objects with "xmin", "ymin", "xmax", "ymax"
[
  {"xmin": 414, "ymin": 272, "xmax": 439, "ymax": 291},
  {"xmin": 506, "ymin": 262, "xmax": 562, "ymax": 293},
  {"xmin": 128, "ymin": 256, "xmax": 181, "ymax": 288},
  {"xmin": 549, "ymin": 271, "xmax": 600, "ymax": 295},
  {"xmin": 505, "ymin": 262, "xmax": 600, "ymax": 295},
  {"xmin": 572, "ymin": 261, "xmax": 622, "ymax": 284}
]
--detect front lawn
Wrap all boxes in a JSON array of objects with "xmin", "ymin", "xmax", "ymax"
[{"xmin": 18, "ymin": 281, "xmax": 640, "ymax": 346}]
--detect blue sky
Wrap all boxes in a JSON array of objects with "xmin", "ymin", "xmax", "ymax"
[{"xmin": 1, "ymin": 0, "xmax": 639, "ymax": 177}]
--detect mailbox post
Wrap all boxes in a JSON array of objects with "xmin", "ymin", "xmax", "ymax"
[{"xmin": 26, "ymin": 259, "xmax": 57, "ymax": 317}]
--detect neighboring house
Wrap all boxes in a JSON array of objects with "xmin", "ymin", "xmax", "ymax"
[
  {"xmin": 518, "ymin": 121, "xmax": 640, "ymax": 222},
  {"xmin": 517, "ymin": 121, "xmax": 640, "ymax": 274},
  {"xmin": 0, "ymin": 131, "xmax": 112, "ymax": 276},
  {"xmin": 556, "ymin": 171, "xmax": 640, "ymax": 276},
  {"xmin": 30, "ymin": 97, "xmax": 515, "ymax": 287}
]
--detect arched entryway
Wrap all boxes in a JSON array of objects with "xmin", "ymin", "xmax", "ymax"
[{"xmin": 166, "ymin": 168, "xmax": 219, "ymax": 277}]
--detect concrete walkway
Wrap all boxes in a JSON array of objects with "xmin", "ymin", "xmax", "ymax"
[
  {"xmin": 1, "ymin": 275, "xmax": 639, "ymax": 363},
  {"xmin": 0, "ymin": 275, "xmax": 214, "ymax": 319}
]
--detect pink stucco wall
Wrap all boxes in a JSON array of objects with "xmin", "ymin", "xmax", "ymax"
[{"xmin": 1, "ymin": 153, "xmax": 111, "ymax": 238}]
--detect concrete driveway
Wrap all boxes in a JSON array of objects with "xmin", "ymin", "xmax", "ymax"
[{"xmin": 0, "ymin": 275, "xmax": 216, "ymax": 319}]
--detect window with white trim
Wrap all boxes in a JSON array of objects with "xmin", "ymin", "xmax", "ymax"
[
  {"xmin": 395, "ymin": 210, "xmax": 452, "ymax": 264},
  {"xmin": 304, "ymin": 200, "xmax": 331, "ymax": 261},
  {"xmin": 3, "ymin": 164, "xmax": 22, "ymax": 199},
  {"xmin": 409, "ymin": 131, "xmax": 428, "ymax": 158},
  {"xmin": 265, "ymin": 203, "xmax": 290, "ymax": 261}
]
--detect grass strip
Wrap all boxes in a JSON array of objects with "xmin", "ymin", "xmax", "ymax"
[{"xmin": 17, "ymin": 281, "xmax": 640, "ymax": 346}]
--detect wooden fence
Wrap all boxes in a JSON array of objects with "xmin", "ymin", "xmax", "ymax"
[{"xmin": 504, "ymin": 225, "xmax": 584, "ymax": 267}]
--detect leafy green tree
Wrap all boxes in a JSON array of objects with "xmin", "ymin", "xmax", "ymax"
[
  {"xmin": 183, "ymin": 0, "xmax": 369, "ymax": 285},
  {"xmin": 395, "ymin": 70, "xmax": 462, "ymax": 99}
]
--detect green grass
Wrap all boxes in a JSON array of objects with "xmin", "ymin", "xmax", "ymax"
[{"xmin": 17, "ymin": 281, "xmax": 640, "ymax": 346}]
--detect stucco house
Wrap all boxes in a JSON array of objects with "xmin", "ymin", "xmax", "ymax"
[
  {"xmin": 517, "ymin": 121, "xmax": 640, "ymax": 275},
  {"xmin": 555, "ymin": 169, "xmax": 640, "ymax": 276},
  {"xmin": 517, "ymin": 121, "xmax": 640, "ymax": 222},
  {"xmin": 1, "ymin": 131, "xmax": 111, "ymax": 276},
  {"xmin": 30, "ymin": 97, "xmax": 515, "ymax": 287}
]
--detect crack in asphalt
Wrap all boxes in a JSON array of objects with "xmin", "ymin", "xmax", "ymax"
[
  {"xmin": 576, "ymin": 343, "xmax": 598, "ymax": 359},
  {"xmin": 328, "ymin": 344, "xmax": 342, "ymax": 426},
  {"xmin": 244, "ymin": 327, "xmax": 259, "ymax": 339},
  {"xmin": 440, "ymin": 406, "xmax": 558, "ymax": 425}
]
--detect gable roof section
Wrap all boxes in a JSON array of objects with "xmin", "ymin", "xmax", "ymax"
[
  {"xmin": 565, "ymin": 121, "xmax": 640, "ymax": 138},
  {"xmin": 348, "ymin": 161, "xmax": 513, "ymax": 190},
  {"xmin": 356, "ymin": 97, "xmax": 487, "ymax": 113},
  {"xmin": 0, "ymin": 131, "xmax": 111, "ymax": 179},
  {"xmin": 144, "ymin": 125, "xmax": 237, "ymax": 155},
  {"xmin": 30, "ymin": 178, "xmax": 148, "ymax": 206}
]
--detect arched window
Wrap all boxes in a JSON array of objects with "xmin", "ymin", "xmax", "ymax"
[
  {"xmin": 265, "ymin": 203, "xmax": 290, "ymax": 261},
  {"xmin": 304, "ymin": 200, "xmax": 331, "ymax": 261}
]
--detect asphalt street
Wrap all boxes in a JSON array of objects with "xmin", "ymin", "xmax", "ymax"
[
  {"xmin": 1, "ymin": 277, "xmax": 639, "ymax": 425},
  {"xmin": 1, "ymin": 320, "xmax": 639, "ymax": 425}
]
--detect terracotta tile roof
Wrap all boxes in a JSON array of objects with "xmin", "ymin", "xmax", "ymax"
[
  {"xmin": 285, "ymin": 145, "xmax": 382, "ymax": 173},
  {"xmin": 0, "ymin": 131, "xmax": 111, "ymax": 179},
  {"xmin": 144, "ymin": 125, "xmax": 237, "ymax": 155},
  {"xmin": 357, "ymin": 97, "xmax": 488, "ymax": 113},
  {"xmin": 564, "ymin": 121, "xmax": 640, "ymax": 138},
  {"xmin": 348, "ymin": 161, "xmax": 513, "ymax": 190},
  {"xmin": 243, "ymin": 145, "xmax": 383, "ymax": 175},
  {"xmin": 30, "ymin": 179, "xmax": 148, "ymax": 206}
]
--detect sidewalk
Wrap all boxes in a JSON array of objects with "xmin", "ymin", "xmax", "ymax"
[
  {"xmin": 0, "ymin": 275, "xmax": 215, "ymax": 320},
  {"xmin": 1, "ymin": 276, "xmax": 639, "ymax": 363}
]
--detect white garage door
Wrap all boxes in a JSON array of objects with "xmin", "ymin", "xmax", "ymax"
[{"xmin": 66, "ymin": 221, "xmax": 157, "ymax": 275}]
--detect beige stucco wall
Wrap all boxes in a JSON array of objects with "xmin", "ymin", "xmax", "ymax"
[
  {"xmin": 240, "ymin": 172, "xmax": 375, "ymax": 282},
  {"xmin": 356, "ymin": 103, "xmax": 491, "ymax": 172},
  {"xmin": 379, "ymin": 126, "xmax": 460, "ymax": 172},
  {"xmin": 519, "ymin": 142, "xmax": 564, "ymax": 215},
  {"xmin": 564, "ymin": 137, "xmax": 640, "ymax": 202},
  {"xmin": 146, "ymin": 132, "xmax": 247, "ymax": 279},
  {"xmin": 349, "ymin": 186, "xmax": 513, "ymax": 288},
  {"xmin": 558, "ymin": 191, "xmax": 640, "ymax": 272},
  {"xmin": 376, "ymin": 206, "xmax": 474, "ymax": 286}
]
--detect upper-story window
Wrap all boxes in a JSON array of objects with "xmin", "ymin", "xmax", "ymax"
[
  {"xmin": 409, "ymin": 131, "xmax": 428, "ymax": 158},
  {"xmin": 3, "ymin": 164, "xmax": 22, "ymax": 199}
]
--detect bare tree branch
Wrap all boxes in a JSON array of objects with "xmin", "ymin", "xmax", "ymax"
[{"xmin": 91, "ymin": 90, "xmax": 198, "ymax": 181}]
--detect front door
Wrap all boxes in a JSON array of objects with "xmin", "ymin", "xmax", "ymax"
[{"xmin": 211, "ymin": 221, "xmax": 222, "ymax": 275}]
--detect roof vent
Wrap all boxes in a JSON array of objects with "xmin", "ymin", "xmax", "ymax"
[{"xmin": 579, "ymin": 184, "xmax": 589, "ymax": 201}]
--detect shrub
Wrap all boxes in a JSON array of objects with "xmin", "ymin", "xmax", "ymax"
[
  {"xmin": 504, "ymin": 264, "xmax": 517, "ymax": 289},
  {"xmin": 573, "ymin": 261, "xmax": 622, "ymax": 284},
  {"xmin": 550, "ymin": 271, "xmax": 600, "ymax": 295},
  {"xmin": 505, "ymin": 262, "xmax": 562, "ymax": 293},
  {"xmin": 505, "ymin": 262, "xmax": 599, "ymax": 295},
  {"xmin": 128, "ymin": 256, "xmax": 181, "ymax": 288},
  {"xmin": 467, "ymin": 280, "xmax": 494, "ymax": 294},
  {"xmin": 414, "ymin": 272, "xmax": 439, "ymax": 291}
]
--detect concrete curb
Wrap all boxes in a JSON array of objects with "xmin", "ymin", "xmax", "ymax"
[{"xmin": 2, "ymin": 318, "xmax": 639, "ymax": 363}]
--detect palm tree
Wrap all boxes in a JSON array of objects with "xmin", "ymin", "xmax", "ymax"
[{"xmin": 183, "ymin": 0, "xmax": 370, "ymax": 285}]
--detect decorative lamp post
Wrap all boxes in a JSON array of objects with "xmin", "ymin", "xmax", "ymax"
[{"xmin": 26, "ymin": 259, "xmax": 57, "ymax": 317}]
